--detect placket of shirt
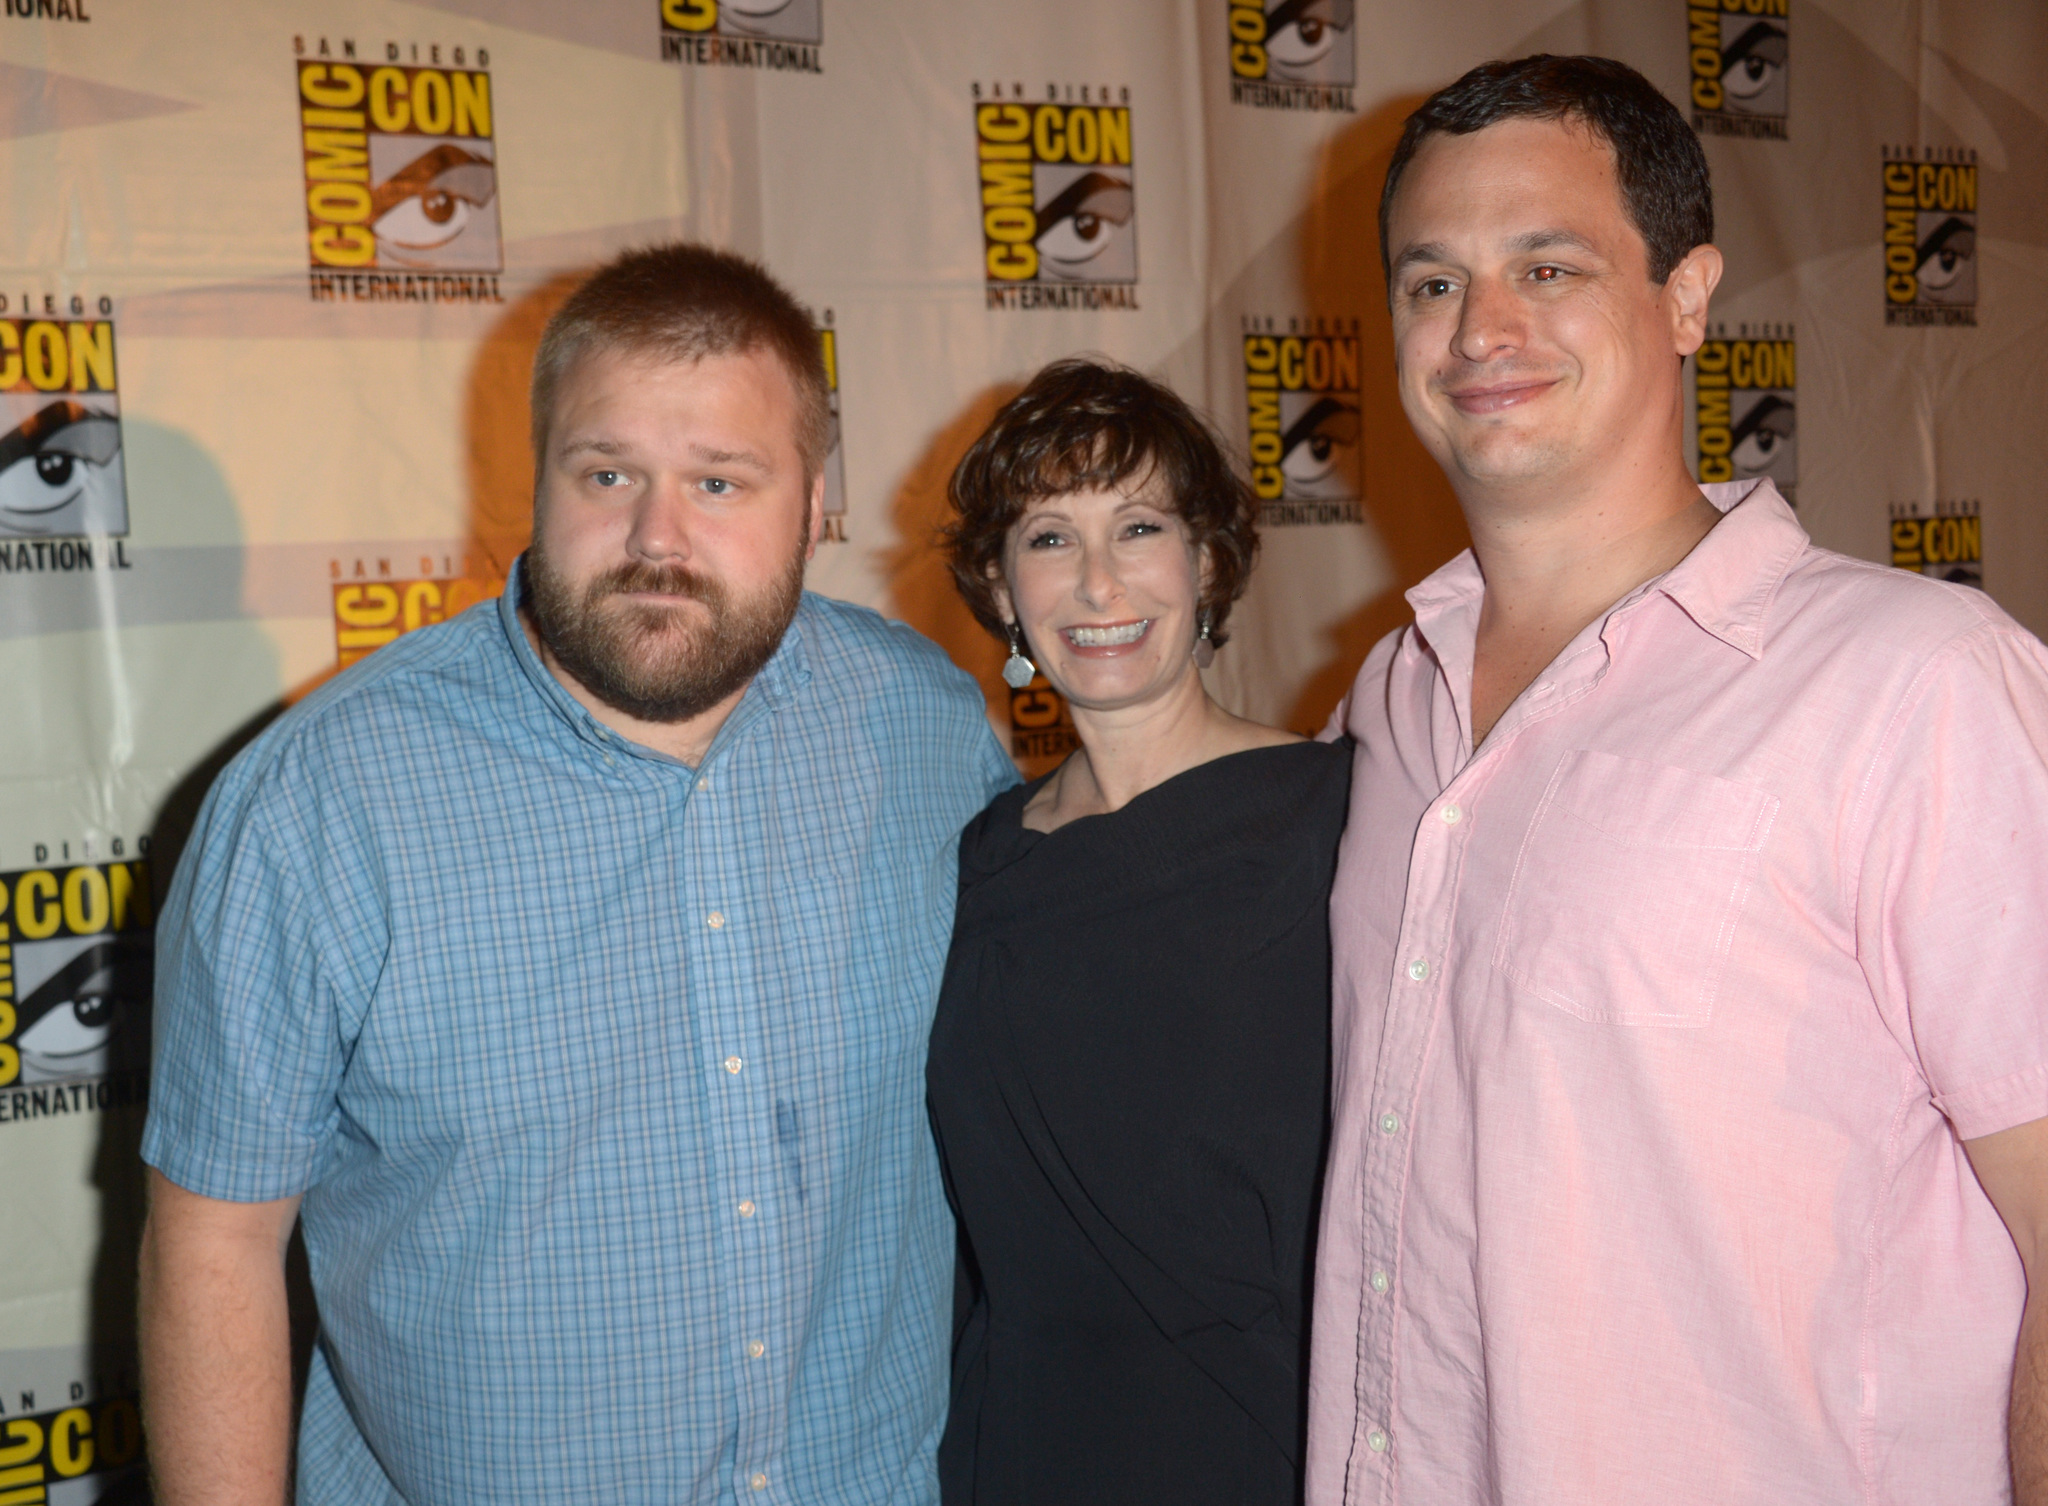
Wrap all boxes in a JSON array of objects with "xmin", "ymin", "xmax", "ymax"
[
  {"xmin": 679, "ymin": 699, "xmax": 790, "ymax": 1501},
  {"xmin": 1345, "ymin": 632, "xmax": 1614, "ymax": 1503}
]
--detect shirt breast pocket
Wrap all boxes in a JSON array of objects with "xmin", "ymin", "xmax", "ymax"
[{"xmin": 1492, "ymin": 749, "xmax": 1779, "ymax": 1026}]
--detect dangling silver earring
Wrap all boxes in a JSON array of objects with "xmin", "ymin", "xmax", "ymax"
[
  {"xmin": 1192, "ymin": 609, "xmax": 1216, "ymax": 669},
  {"xmin": 1001, "ymin": 622, "xmax": 1038, "ymax": 688}
]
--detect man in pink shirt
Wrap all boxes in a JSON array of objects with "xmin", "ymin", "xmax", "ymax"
[{"xmin": 1312, "ymin": 54, "xmax": 2048, "ymax": 1505}]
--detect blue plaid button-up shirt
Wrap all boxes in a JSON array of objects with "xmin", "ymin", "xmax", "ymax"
[{"xmin": 142, "ymin": 562, "xmax": 1017, "ymax": 1505}]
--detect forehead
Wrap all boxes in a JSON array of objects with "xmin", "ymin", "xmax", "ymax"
[
  {"xmin": 1011, "ymin": 476, "xmax": 1177, "ymax": 523},
  {"xmin": 1393, "ymin": 116, "xmax": 1632, "ymax": 247},
  {"xmin": 551, "ymin": 343, "xmax": 799, "ymax": 434}
]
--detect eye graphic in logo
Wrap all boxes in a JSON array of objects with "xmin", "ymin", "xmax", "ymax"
[
  {"xmin": 1279, "ymin": 393, "xmax": 1360, "ymax": 499},
  {"xmin": 1915, "ymin": 215, "xmax": 1976, "ymax": 305},
  {"xmin": 1729, "ymin": 392, "xmax": 1795, "ymax": 490},
  {"xmin": 12, "ymin": 934, "xmax": 152, "ymax": 1086},
  {"xmin": 0, "ymin": 400, "xmax": 125, "ymax": 539},
  {"xmin": 368, "ymin": 142, "xmax": 499, "ymax": 265},
  {"xmin": 1264, "ymin": 0, "xmax": 1355, "ymax": 83},
  {"xmin": 1719, "ymin": 19, "xmax": 1788, "ymax": 116},
  {"xmin": 1032, "ymin": 167, "xmax": 1136, "ymax": 282}
]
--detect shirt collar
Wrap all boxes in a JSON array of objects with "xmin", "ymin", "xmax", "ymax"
[
  {"xmin": 1402, "ymin": 478, "xmax": 1807, "ymax": 668},
  {"xmin": 495, "ymin": 553, "xmax": 814, "ymax": 767}
]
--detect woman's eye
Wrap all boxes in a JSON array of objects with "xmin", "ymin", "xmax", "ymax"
[
  {"xmin": 1025, "ymin": 530, "xmax": 1065, "ymax": 549},
  {"xmin": 1124, "ymin": 521, "xmax": 1162, "ymax": 538}
]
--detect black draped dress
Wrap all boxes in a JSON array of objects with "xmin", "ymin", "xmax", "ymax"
[{"xmin": 928, "ymin": 740, "xmax": 1352, "ymax": 1505}]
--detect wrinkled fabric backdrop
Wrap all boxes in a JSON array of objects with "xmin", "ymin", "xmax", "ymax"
[{"xmin": 0, "ymin": 0, "xmax": 2039, "ymax": 1491}]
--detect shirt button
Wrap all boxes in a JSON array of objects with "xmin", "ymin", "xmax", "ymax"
[
  {"xmin": 738, "ymin": 1199, "xmax": 756, "ymax": 1217},
  {"xmin": 1440, "ymin": 803, "xmax": 1461, "ymax": 824},
  {"xmin": 724, "ymin": 1056, "xmax": 743, "ymax": 1074},
  {"xmin": 747, "ymin": 1339, "xmax": 765, "ymax": 1358},
  {"xmin": 697, "ymin": 776, "xmax": 709, "ymax": 791},
  {"xmin": 1407, "ymin": 958, "xmax": 1429, "ymax": 981},
  {"xmin": 1371, "ymin": 1269, "xmax": 1389, "ymax": 1294},
  {"xmin": 1379, "ymin": 1111, "xmax": 1401, "ymax": 1135},
  {"xmin": 1368, "ymin": 1427, "xmax": 1390, "ymax": 1453},
  {"xmin": 707, "ymin": 911, "xmax": 726, "ymax": 930},
  {"xmin": 751, "ymin": 1473, "xmax": 768, "ymax": 1491}
]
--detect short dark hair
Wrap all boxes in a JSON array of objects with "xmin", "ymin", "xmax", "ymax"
[
  {"xmin": 944, "ymin": 358, "xmax": 1260, "ymax": 647},
  {"xmin": 531, "ymin": 243, "xmax": 831, "ymax": 479},
  {"xmin": 1379, "ymin": 55, "xmax": 1713, "ymax": 286}
]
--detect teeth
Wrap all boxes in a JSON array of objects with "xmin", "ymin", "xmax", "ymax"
[{"xmin": 1067, "ymin": 621, "xmax": 1150, "ymax": 647}]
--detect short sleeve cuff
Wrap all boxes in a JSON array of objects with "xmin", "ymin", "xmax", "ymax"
[
  {"xmin": 1934, "ymin": 1059, "xmax": 2048, "ymax": 1142},
  {"xmin": 140, "ymin": 1111, "xmax": 325, "ymax": 1204}
]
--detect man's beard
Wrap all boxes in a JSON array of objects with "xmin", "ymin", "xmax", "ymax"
[{"xmin": 525, "ymin": 536, "xmax": 807, "ymax": 725}]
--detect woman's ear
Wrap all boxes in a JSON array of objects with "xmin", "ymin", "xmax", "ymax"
[{"xmin": 987, "ymin": 563, "xmax": 1014, "ymax": 626}]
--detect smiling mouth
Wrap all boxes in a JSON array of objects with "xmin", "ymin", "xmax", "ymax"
[
  {"xmin": 1444, "ymin": 379, "xmax": 1557, "ymax": 415},
  {"xmin": 1063, "ymin": 620, "xmax": 1152, "ymax": 648}
]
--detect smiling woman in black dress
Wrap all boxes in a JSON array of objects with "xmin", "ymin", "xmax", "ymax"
[{"xmin": 928, "ymin": 360, "xmax": 1349, "ymax": 1505}]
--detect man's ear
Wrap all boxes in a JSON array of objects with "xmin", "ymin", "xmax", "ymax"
[
  {"xmin": 804, "ymin": 470, "xmax": 825, "ymax": 560},
  {"xmin": 1666, "ymin": 242, "xmax": 1724, "ymax": 357}
]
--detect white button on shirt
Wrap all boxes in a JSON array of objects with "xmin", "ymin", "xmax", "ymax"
[
  {"xmin": 707, "ymin": 911, "xmax": 726, "ymax": 930},
  {"xmin": 1379, "ymin": 1112, "xmax": 1401, "ymax": 1135},
  {"xmin": 1407, "ymin": 958, "xmax": 1429, "ymax": 981},
  {"xmin": 724, "ymin": 1056, "xmax": 743, "ymax": 1075},
  {"xmin": 1370, "ymin": 1269, "xmax": 1389, "ymax": 1294},
  {"xmin": 1440, "ymin": 804, "xmax": 1461, "ymax": 824}
]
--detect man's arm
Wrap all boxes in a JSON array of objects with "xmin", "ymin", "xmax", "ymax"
[
  {"xmin": 1966, "ymin": 1116, "xmax": 2048, "ymax": 1506},
  {"xmin": 138, "ymin": 1168, "xmax": 302, "ymax": 1506}
]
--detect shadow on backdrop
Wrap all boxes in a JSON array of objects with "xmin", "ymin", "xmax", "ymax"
[{"xmin": 1289, "ymin": 92, "xmax": 1471, "ymax": 731}]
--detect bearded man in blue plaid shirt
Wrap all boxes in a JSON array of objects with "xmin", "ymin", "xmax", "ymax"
[{"xmin": 135, "ymin": 244, "xmax": 1017, "ymax": 1506}]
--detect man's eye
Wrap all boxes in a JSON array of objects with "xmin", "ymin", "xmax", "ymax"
[
  {"xmin": 702, "ymin": 477, "xmax": 735, "ymax": 495},
  {"xmin": 591, "ymin": 470, "xmax": 627, "ymax": 488},
  {"xmin": 1530, "ymin": 265, "xmax": 1564, "ymax": 282},
  {"xmin": 1417, "ymin": 277, "xmax": 1453, "ymax": 298}
]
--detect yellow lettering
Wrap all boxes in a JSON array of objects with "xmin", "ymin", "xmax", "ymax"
[
  {"xmin": 662, "ymin": 0, "xmax": 717, "ymax": 30},
  {"xmin": 0, "ymin": 1418, "xmax": 41, "ymax": 1469},
  {"xmin": 303, "ymin": 129, "xmax": 370, "ymax": 183},
  {"xmin": 368, "ymin": 68, "xmax": 410, "ymax": 132},
  {"xmin": 0, "ymin": 321, "xmax": 18, "ymax": 389},
  {"xmin": 23, "ymin": 321, "xmax": 66, "ymax": 391},
  {"xmin": 975, "ymin": 103, "xmax": 1031, "ymax": 144},
  {"xmin": 1096, "ymin": 107, "xmax": 1131, "ymax": 166},
  {"xmin": 1032, "ymin": 104, "xmax": 1065, "ymax": 163},
  {"xmin": 67, "ymin": 321, "xmax": 114, "ymax": 391},
  {"xmin": 62, "ymin": 867, "xmax": 110, "ymax": 935},
  {"xmin": 1066, "ymin": 106, "xmax": 1099, "ymax": 165},
  {"xmin": 300, "ymin": 63, "xmax": 365, "ymax": 109},
  {"xmin": 1231, "ymin": 41, "xmax": 1266, "ymax": 79},
  {"xmin": 1332, "ymin": 339, "xmax": 1359, "ymax": 392},
  {"xmin": 49, "ymin": 1408, "xmax": 91, "ymax": 1478},
  {"xmin": 979, "ymin": 160, "xmax": 1033, "ymax": 207},
  {"xmin": 411, "ymin": 70, "xmax": 452, "ymax": 134},
  {"xmin": 986, "ymin": 242, "xmax": 1038, "ymax": 280},
  {"xmin": 452, "ymin": 71, "xmax": 491, "ymax": 137},
  {"xmin": 1278, "ymin": 337, "xmax": 1305, "ymax": 391}
]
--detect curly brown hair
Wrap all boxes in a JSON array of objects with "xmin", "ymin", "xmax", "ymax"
[{"xmin": 944, "ymin": 358, "xmax": 1261, "ymax": 648}]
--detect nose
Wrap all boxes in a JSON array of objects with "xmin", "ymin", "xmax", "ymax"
[
  {"xmin": 1073, "ymin": 538, "xmax": 1123, "ymax": 612},
  {"xmin": 624, "ymin": 476, "xmax": 695, "ymax": 564},
  {"xmin": 1450, "ymin": 273, "xmax": 1526, "ymax": 364}
]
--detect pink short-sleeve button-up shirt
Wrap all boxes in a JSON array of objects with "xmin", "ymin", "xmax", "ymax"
[{"xmin": 1311, "ymin": 480, "xmax": 2048, "ymax": 1506}]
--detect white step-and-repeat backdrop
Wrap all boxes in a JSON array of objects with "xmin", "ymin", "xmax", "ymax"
[{"xmin": 0, "ymin": 0, "xmax": 2040, "ymax": 1491}]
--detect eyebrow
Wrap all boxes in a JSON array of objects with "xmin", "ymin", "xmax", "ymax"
[
  {"xmin": 689, "ymin": 443, "xmax": 771, "ymax": 472},
  {"xmin": 1389, "ymin": 228, "xmax": 1600, "ymax": 282},
  {"xmin": 556, "ymin": 437, "xmax": 630, "ymax": 460}
]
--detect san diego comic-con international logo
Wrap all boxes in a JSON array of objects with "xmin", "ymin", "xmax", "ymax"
[
  {"xmin": 0, "ymin": 848, "xmax": 154, "ymax": 1124},
  {"xmin": 1891, "ymin": 500, "xmax": 1981, "ymax": 588},
  {"xmin": 1227, "ymin": 0, "xmax": 1356, "ymax": 112},
  {"xmin": 0, "ymin": 298, "xmax": 132, "ymax": 577},
  {"xmin": 1687, "ymin": 0, "xmax": 1788, "ymax": 140},
  {"xmin": 332, "ymin": 550, "xmax": 503, "ymax": 671},
  {"xmin": 1242, "ymin": 318, "xmax": 1362, "ymax": 526},
  {"xmin": 974, "ymin": 83, "xmax": 1139, "ymax": 312},
  {"xmin": 0, "ymin": 1350, "xmax": 147, "ymax": 1503},
  {"xmin": 295, "ymin": 35, "xmax": 506, "ymax": 306},
  {"xmin": 1694, "ymin": 324, "xmax": 1794, "ymax": 505},
  {"xmin": 660, "ymin": 0, "xmax": 822, "ymax": 72},
  {"xmin": 1882, "ymin": 146, "xmax": 1976, "ymax": 327}
]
